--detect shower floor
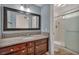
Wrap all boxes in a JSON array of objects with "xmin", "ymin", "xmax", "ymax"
[{"xmin": 54, "ymin": 48, "xmax": 74, "ymax": 55}]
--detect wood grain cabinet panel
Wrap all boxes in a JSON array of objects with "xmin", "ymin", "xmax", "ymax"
[
  {"xmin": 35, "ymin": 43, "xmax": 47, "ymax": 55},
  {"xmin": 35, "ymin": 38, "xmax": 48, "ymax": 55},
  {"xmin": 0, "ymin": 43, "xmax": 26, "ymax": 55},
  {"xmin": 27, "ymin": 47, "xmax": 34, "ymax": 55}
]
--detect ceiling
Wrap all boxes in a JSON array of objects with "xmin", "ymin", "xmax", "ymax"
[{"xmin": 34, "ymin": 4, "xmax": 44, "ymax": 7}]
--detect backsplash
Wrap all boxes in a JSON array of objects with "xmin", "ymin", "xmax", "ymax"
[{"xmin": 2, "ymin": 31, "xmax": 41, "ymax": 38}]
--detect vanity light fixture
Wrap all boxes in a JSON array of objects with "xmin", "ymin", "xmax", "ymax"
[
  {"xmin": 54, "ymin": 4, "xmax": 66, "ymax": 7},
  {"xmin": 26, "ymin": 8, "xmax": 30, "ymax": 12},
  {"xmin": 20, "ymin": 4, "xmax": 24, "ymax": 11},
  {"xmin": 26, "ymin": 4, "xmax": 31, "ymax": 12},
  {"xmin": 20, "ymin": 4, "xmax": 31, "ymax": 12}
]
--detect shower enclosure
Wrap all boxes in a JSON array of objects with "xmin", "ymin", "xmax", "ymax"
[{"xmin": 63, "ymin": 11, "xmax": 79, "ymax": 53}]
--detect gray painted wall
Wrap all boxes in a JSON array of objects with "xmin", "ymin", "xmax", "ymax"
[
  {"xmin": 41, "ymin": 5, "xmax": 50, "ymax": 33},
  {"xmin": 2, "ymin": 4, "xmax": 41, "ymax": 15},
  {"xmin": 0, "ymin": 5, "xmax": 2, "ymax": 35}
]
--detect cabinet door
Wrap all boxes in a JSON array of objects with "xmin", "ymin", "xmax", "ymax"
[
  {"xmin": 0, "ymin": 43, "xmax": 26, "ymax": 55},
  {"xmin": 35, "ymin": 43, "xmax": 47, "ymax": 55}
]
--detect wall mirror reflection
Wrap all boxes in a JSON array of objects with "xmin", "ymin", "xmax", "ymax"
[{"xmin": 4, "ymin": 7, "xmax": 41, "ymax": 31}]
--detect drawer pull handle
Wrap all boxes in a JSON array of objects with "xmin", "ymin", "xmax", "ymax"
[
  {"xmin": 30, "ymin": 48, "xmax": 32, "ymax": 51},
  {"xmin": 10, "ymin": 49, "xmax": 14, "ymax": 51},
  {"xmin": 36, "ymin": 46, "xmax": 38, "ymax": 48},
  {"xmin": 30, "ymin": 43, "xmax": 32, "ymax": 45},
  {"xmin": 22, "ymin": 50, "xmax": 25, "ymax": 53}
]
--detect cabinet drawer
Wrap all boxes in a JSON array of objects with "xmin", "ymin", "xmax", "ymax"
[
  {"xmin": 0, "ymin": 43, "xmax": 26, "ymax": 55},
  {"xmin": 35, "ymin": 39, "xmax": 47, "ymax": 45},
  {"xmin": 27, "ymin": 41, "xmax": 34, "ymax": 48},
  {"xmin": 10, "ymin": 49, "xmax": 27, "ymax": 55},
  {"xmin": 27, "ymin": 47, "xmax": 34, "ymax": 54},
  {"xmin": 35, "ymin": 43, "xmax": 47, "ymax": 54}
]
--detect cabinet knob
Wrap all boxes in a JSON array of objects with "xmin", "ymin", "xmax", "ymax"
[
  {"xmin": 29, "ymin": 48, "xmax": 32, "ymax": 51},
  {"xmin": 30, "ymin": 43, "xmax": 32, "ymax": 45},
  {"xmin": 36, "ymin": 46, "xmax": 38, "ymax": 48},
  {"xmin": 10, "ymin": 49, "xmax": 14, "ymax": 51},
  {"xmin": 22, "ymin": 50, "xmax": 25, "ymax": 53}
]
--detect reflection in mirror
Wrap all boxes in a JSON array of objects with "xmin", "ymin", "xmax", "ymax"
[
  {"xmin": 7, "ymin": 11, "xmax": 31, "ymax": 28},
  {"xmin": 7, "ymin": 10, "xmax": 40, "ymax": 29},
  {"xmin": 7, "ymin": 11, "xmax": 16, "ymax": 28},
  {"xmin": 31, "ymin": 15, "xmax": 39, "ymax": 28}
]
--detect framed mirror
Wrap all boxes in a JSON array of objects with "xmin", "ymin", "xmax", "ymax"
[{"xmin": 3, "ymin": 7, "xmax": 41, "ymax": 31}]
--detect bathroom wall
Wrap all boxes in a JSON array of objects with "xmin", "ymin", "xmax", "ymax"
[
  {"xmin": 0, "ymin": 5, "xmax": 2, "ymax": 38},
  {"xmin": 61, "ymin": 4, "xmax": 79, "ymax": 14},
  {"xmin": 41, "ymin": 5, "xmax": 50, "ymax": 33},
  {"xmin": 41, "ymin": 4, "xmax": 54, "ymax": 54}
]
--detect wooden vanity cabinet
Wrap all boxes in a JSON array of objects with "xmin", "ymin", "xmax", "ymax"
[{"xmin": 0, "ymin": 38, "xmax": 48, "ymax": 55}]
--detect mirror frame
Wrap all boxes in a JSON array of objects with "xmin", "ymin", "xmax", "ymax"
[{"xmin": 3, "ymin": 7, "xmax": 41, "ymax": 31}]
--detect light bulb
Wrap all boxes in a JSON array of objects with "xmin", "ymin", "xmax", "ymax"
[
  {"xmin": 57, "ymin": 4, "xmax": 62, "ymax": 6},
  {"xmin": 54, "ymin": 4, "xmax": 66, "ymax": 7},
  {"xmin": 20, "ymin": 5, "xmax": 24, "ymax": 11},
  {"xmin": 26, "ymin": 8, "xmax": 30, "ymax": 12}
]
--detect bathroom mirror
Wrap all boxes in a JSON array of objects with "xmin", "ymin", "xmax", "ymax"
[{"xmin": 3, "ymin": 7, "xmax": 41, "ymax": 31}]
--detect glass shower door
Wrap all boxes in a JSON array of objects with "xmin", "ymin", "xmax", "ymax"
[{"xmin": 63, "ymin": 11, "xmax": 79, "ymax": 52}]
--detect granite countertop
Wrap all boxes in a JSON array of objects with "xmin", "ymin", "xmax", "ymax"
[{"xmin": 0, "ymin": 34, "xmax": 49, "ymax": 48}]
